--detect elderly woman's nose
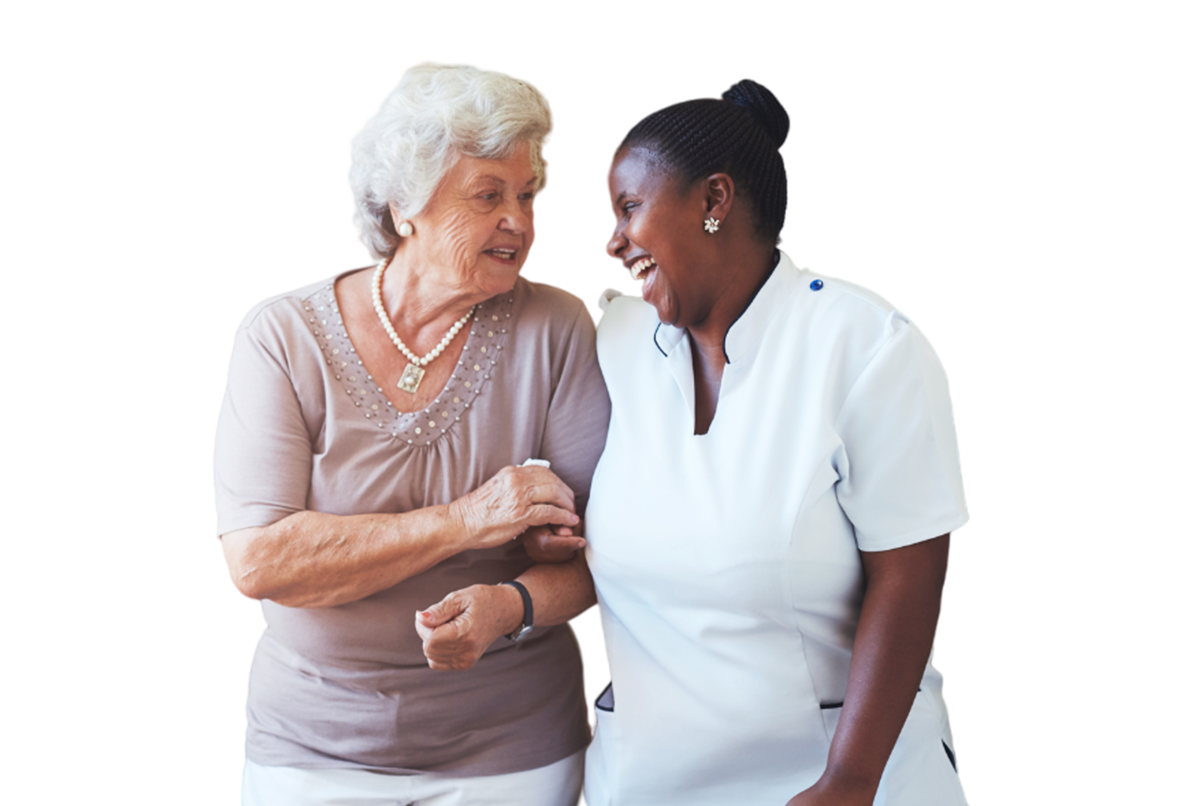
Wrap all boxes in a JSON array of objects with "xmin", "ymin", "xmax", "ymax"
[{"xmin": 498, "ymin": 200, "xmax": 531, "ymax": 233}]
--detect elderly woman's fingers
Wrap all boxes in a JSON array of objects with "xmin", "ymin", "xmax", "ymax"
[
  {"xmin": 502, "ymin": 465, "xmax": 578, "ymax": 513},
  {"xmin": 417, "ymin": 585, "xmax": 522, "ymax": 671},
  {"xmin": 452, "ymin": 465, "xmax": 582, "ymax": 550},
  {"xmin": 500, "ymin": 465, "xmax": 578, "ymax": 510},
  {"xmin": 531, "ymin": 479, "xmax": 576, "ymax": 510},
  {"xmin": 417, "ymin": 591, "xmax": 478, "ymax": 662},
  {"xmin": 417, "ymin": 590, "xmax": 467, "ymax": 629},
  {"xmin": 413, "ymin": 615, "xmax": 433, "ymax": 643},
  {"xmin": 528, "ymin": 467, "xmax": 578, "ymax": 509},
  {"xmin": 430, "ymin": 612, "xmax": 470, "ymax": 644},
  {"xmin": 522, "ymin": 504, "xmax": 580, "ymax": 530},
  {"xmin": 418, "ymin": 602, "xmax": 476, "ymax": 670}
]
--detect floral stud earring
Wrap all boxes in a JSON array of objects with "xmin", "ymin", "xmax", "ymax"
[
  {"xmin": 703, "ymin": 217, "xmax": 720, "ymax": 234},
  {"xmin": 398, "ymin": 221, "xmax": 414, "ymax": 237}
]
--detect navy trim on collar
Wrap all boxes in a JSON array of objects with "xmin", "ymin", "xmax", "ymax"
[{"xmin": 652, "ymin": 322, "xmax": 667, "ymax": 357}]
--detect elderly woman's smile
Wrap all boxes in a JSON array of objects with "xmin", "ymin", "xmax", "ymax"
[
  {"xmin": 400, "ymin": 142, "xmax": 537, "ymax": 299},
  {"xmin": 486, "ymin": 247, "xmax": 519, "ymax": 261}
]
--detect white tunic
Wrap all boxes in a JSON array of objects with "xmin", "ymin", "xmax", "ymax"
[{"xmin": 584, "ymin": 254, "xmax": 970, "ymax": 805}]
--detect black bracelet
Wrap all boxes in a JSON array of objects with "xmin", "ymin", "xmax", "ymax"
[{"xmin": 501, "ymin": 580, "xmax": 534, "ymax": 641}]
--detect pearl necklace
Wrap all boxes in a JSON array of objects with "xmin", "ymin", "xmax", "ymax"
[{"xmin": 371, "ymin": 257, "xmax": 475, "ymax": 394}]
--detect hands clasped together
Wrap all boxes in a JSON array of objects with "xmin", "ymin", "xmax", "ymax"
[{"xmin": 417, "ymin": 463, "xmax": 584, "ymax": 671}]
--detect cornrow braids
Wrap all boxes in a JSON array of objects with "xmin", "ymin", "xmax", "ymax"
[{"xmin": 620, "ymin": 79, "xmax": 789, "ymax": 242}]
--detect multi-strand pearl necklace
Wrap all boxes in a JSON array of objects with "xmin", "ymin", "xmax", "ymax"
[{"xmin": 371, "ymin": 257, "xmax": 475, "ymax": 394}]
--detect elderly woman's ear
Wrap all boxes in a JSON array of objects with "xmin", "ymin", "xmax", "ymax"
[{"xmin": 389, "ymin": 205, "xmax": 414, "ymax": 238}]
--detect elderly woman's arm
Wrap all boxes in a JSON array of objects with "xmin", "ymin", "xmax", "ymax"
[
  {"xmin": 413, "ymin": 553, "xmax": 596, "ymax": 671},
  {"xmin": 786, "ymin": 534, "xmax": 949, "ymax": 806},
  {"xmin": 221, "ymin": 464, "xmax": 580, "ymax": 609}
]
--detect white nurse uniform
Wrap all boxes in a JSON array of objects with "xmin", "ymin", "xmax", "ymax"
[{"xmin": 584, "ymin": 253, "xmax": 970, "ymax": 806}]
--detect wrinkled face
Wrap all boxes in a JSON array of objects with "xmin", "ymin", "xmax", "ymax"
[
  {"xmin": 405, "ymin": 141, "xmax": 536, "ymax": 298},
  {"xmin": 606, "ymin": 147, "xmax": 711, "ymax": 327}
]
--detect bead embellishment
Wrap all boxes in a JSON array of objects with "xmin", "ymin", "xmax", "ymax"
[
  {"xmin": 302, "ymin": 280, "xmax": 514, "ymax": 447},
  {"xmin": 810, "ymin": 279, "xmax": 824, "ymax": 291}
]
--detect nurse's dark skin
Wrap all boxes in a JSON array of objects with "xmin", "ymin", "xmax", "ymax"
[
  {"xmin": 606, "ymin": 147, "xmax": 774, "ymax": 435},
  {"xmin": 607, "ymin": 148, "xmax": 952, "ymax": 806}
]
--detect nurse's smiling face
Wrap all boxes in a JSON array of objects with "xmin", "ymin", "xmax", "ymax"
[{"xmin": 606, "ymin": 147, "xmax": 717, "ymax": 328}]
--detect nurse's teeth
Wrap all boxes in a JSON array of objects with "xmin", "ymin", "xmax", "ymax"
[{"xmin": 630, "ymin": 258, "xmax": 655, "ymax": 281}]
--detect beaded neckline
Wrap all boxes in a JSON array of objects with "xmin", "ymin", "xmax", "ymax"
[{"xmin": 300, "ymin": 276, "xmax": 516, "ymax": 447}]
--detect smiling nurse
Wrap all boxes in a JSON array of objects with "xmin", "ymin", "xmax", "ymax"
[
  {"xmin": 582, "ymin": 81, "xmax": 971, "ymax": 805},
  {"xmin": 428, "ymin": 77, "xmax": 974, "ymax": 805}
]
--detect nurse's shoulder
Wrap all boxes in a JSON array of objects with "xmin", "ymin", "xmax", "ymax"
[
  {"xmin": 595, "ymin": 288, "xmax": 659, "ymax": 362},
  {"xmin": 790, "ymin": 268, "xmax": 919, "ymax": 363}
]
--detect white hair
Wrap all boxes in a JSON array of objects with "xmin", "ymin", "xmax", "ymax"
[{"xmin": 350, "ymin": 63, "xmax": 553, "ymax": 259}]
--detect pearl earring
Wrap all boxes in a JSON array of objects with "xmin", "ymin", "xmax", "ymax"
[
  {"xmin": 704, "ymin": 217, "xmax": 720, "ymax": 234},
  {"xmin": 398, "ymin": 222, "xmax": 414, "ymax": 237}
]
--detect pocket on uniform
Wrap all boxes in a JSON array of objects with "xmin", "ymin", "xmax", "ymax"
[
  {"xmin": 941, "ymin": 739, "xmax": 957, "ymax": 772},
  {"xmin": 595, "ymin": 682, "xmax": 614, "ymax": 712},
  {"xmin": 586, "ymin": 683, "xmax": 617, "ymax": 805}
]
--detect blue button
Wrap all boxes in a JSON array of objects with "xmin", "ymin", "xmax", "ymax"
[{"xmin": 810, "ymin": 279, "xmax": 824, "ymax": 291}]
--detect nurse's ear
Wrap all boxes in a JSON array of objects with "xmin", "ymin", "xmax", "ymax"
[{"xmin": 700, "ymin": 172, "xmax": 737, "ymax": 230}]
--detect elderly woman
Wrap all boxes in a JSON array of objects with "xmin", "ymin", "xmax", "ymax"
[
  {"xmin": 576, "ymin": 80, "xmax": 971, "ymax": 806},
  {"xmin": 214, "ymin": 64, "xmax": 608, "ymax": 806}
]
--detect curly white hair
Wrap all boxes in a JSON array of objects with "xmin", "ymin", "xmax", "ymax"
[{"xmin": 350, "ymin": 63, "xmax": 552, "ymax": 259}]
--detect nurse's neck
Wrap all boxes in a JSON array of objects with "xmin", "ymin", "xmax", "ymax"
[
  {"xmin": 690, "ymin": 238, "xmax": 780, "ymax": 356},
  {"xmin": 686, "ymin": 223, "xmax": 777, "ymax": 435}
]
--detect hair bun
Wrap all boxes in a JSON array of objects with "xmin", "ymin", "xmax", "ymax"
[{"xmin": 722, "ymin": 79, "xmax": 789, "ymax": 147}]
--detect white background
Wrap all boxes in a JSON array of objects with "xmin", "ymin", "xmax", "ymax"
[{"xmin": 4, "ymin": 3, "xmax": 1177, "ymax": 798}]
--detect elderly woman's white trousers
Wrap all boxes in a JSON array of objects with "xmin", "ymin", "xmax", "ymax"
[{"xmin": 242, "ymin": 751, "xmax": 583, "ymax": 806}]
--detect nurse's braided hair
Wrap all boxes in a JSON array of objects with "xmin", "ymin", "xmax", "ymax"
[{"xmin": 620, "ymin": 79, "xmax": 789, "ymax": 243}]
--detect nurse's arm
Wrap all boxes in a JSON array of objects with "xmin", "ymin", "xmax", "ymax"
[{"xmin": 786, "ymin": 534, "xmax": 949, "ymax": 806}]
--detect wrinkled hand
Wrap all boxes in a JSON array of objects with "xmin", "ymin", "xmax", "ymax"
[
  {"xmin": 786, "ymin": 775, "xmax": 877, "ymax": 806},
  {"xmin": 521, "ymin": 524, "xmax": 585, "ymax": 563},
  {"xmin": 451, "ymin": 465, "xmax": 580, "ymax": 551},
  {"xmin": 415, "ymin": 584, "xmax": 522, "ymax": 671}
]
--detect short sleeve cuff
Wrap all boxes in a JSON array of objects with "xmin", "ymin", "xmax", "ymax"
[{"xmin": 854, "ymin": 509, "xmax": 969, "ymax": 553}]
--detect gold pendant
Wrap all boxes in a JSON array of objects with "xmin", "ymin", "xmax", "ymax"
[{"xmin": 397, "ymin": 363, "xmax": 425, "ymax": 394}]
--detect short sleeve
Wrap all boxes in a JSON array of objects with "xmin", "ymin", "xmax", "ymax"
[
  {"xmin": 538, "ymin": 304, "xmax": 611, "ymax": 516},
  {"xmin": 213, "ymin": 313, "xmax": 314, "ymax": 535},
  {"xmin": 833, "ymin": 315, "xmax": 968, "ymax": 551}
]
